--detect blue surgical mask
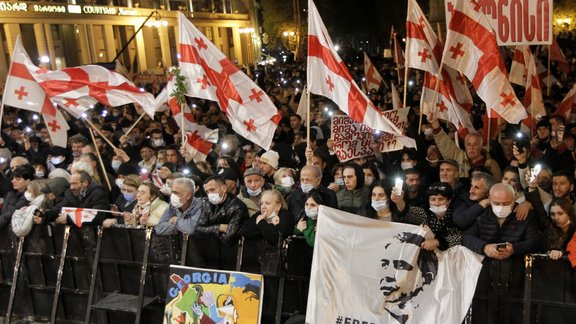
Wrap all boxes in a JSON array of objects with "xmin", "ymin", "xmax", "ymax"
[{"xmin": 123, "ymin": 192, "xmax": 135, "ymax": 202}]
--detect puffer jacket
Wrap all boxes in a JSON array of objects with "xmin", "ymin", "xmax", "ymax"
[
  {"xmin": 462, "ymin": 208, "xmax": 540, "ymax": 257},
  {"xmin": 0, "ymin": 191, "xmax": 28, "ymax": 230},
  {"xmin": 195, "ymin": 194, "xmax": 249, "ymax": 245},
  {"xmin": 336, "ymin": 186, "xmax": 370, "ymax": 214}
]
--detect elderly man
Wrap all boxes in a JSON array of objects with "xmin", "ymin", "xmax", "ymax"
[
  {"xmin": 287, "ymin": 165, "xmax": 338, "ymax": 221},
  {"xmin": 155, "ymin": 178, "xmax": 201, "ymax": 235},
  {"xmin": 237, "ymin": 167, "xmax": 273, "ymax": 217},
  {"xmin": 453, "ymin": 172, "xmax": 494, "ymax": 229},
  {"xmin": 428, "ymin": 112, "xmax": 502, "ymax": 181},
  {"xmin": 462, "ymin": 183, "xmax": 540, "ymax": 323}
]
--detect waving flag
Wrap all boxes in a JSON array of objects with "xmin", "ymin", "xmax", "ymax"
[
  {"xmin": 3, "ymin": 37, "xmax": 69, "ymax": 147},
  {"xmin": 509, "ymin": 45, "xmax": 528, "ymax": 86},
  {"xmin": 442, "ymin": 0, "xmax": 526, "ymax": 124},
  {"xmin": 405, "ymin": 0, "xmax": 441, "ymax": 74},
  {"xmin": 61, "ymin": 207, "xmax": 98, "ymax": 227},
  {"xmin": 306, "ymin": 206, "xmax": 483, "ymax": 323},
  {"xmin": 31, "ymin": 65, "xmax": 156, "ymax": 118},
  {"xmin": 556, "ymin": 84, "xmax": 576, "ymax": 121},
  {"xmin": 523, "ymin": 49, "xmax": 545, "ymax": 121},
  {"xmin": 363, "ymin": 53, "xmax": 385, "ymax": 92},
  {"xmin": 307, "ymin": 0, "xmax": 415, "ymax": 148},
  {"xmin": 406, "ymin": 0, "xmax": 474, "ymax": 134},
  {"xmin": 177, "ymin": 13, "xmax": 280, "ymax": 151},
  {"xmin": 550, "ymin": 38, "xmax": 570, "ymax": 75},
  {"xmin": 391, "ymin": 83, "xmax": 401, "ymax": 109}
]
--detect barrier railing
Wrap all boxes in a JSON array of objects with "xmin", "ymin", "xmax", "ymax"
[{"xmin": 3, "ymin": 225, "xmax": 575, "ymax": 323}]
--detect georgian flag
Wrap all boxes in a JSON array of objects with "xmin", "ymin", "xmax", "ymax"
[
  {"xmin": 363, "ymin": 53, "xmax": 385, "ymax": 92},
  {"xmin": 536, "ymin": 58, "xmax": 560, "ymax": 90},
  {"xmin": 442, "ymin": 0, "xmax": 527, "ymax": 123},
  {"xmin": 307, "ymin": 0, "xmax": 415, "ymax": 148},
  {"xmin": 3, "ymin": 37, "xmax": 69, "ymax": 147},
  {"xmin": 523, "ymin": 48, "xmax": 546, "ymax": 122},
  {"xmin": 509, "ymin": 45, "xmax": 529, "ymax": 86},
  {"xmin": 177, "ymin": 13, "xmax": 280, "ymax": 151},
  {"xmin": 61, "ymin": 207, "xmax": 98, "ymax": 227},
  {"xmin": 31, "ymin": 65, "xmax": 156, "ymax": 118},
  {"xmin": 555, "ymin": 83, "xmax": 576, "ymax": 121},
  {"xmin": 155, "ymin": 81, "xmax": 219, "ymax": 161},
  {"xmin": 405, "ymin": 0, "xmax": 442, "ymax": 74}
]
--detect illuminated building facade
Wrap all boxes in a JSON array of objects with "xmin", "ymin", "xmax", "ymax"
[{"xmin": 0, "ymin": 0, "xmax": 260, "ymax": 85}]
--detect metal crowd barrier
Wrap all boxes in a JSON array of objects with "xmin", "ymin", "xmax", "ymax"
[{"xmin": 0, "ymin": 225, "xmax": 313, "ymax": 323}]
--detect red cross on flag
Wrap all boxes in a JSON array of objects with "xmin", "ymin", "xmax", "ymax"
[
  {"xmin": 61, "ymin": 207, "xmax": 98, "ymax": 227},
  {"xmin": 405, "ymin": 0, "xmax": 442, "ymax": 74},
  {"xmin": 177, "ymin": 13, "xmax": 280, "ymax": 151},
  {"xmin": 2, "ymin": 37, "xmax": 69, "ymax": 147},
  {"xmin": 307, "ymin": 0, "xmax": 415, "ymax": 148},
  {"xmin": 363, "ymin": 53, "xmax": 385, "ymax": 92},
  {"xmin": 442, "ymin": 0, "xmax": 527, "ymax": 123},
  {"xmin": 31, "ymin": 64, "xmax": 156, "ymax": 118},
  {"xmin": 536, "ymin": 58, "xmax": 560, "ymax": 90}
]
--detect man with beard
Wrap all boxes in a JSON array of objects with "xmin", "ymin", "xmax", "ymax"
[{"xmin": 44, "ymin": 170, "xmax": 110, "ymax": 225}]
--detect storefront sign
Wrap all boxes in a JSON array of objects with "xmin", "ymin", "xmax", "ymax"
[{"xmin": 0, "ymin": 2, "xmax": 147, "ymax": 16}]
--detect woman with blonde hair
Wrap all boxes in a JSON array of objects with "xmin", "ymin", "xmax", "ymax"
[{"xmin": 123, "ymin": 181, "xmax": 169, "ymax": 226}]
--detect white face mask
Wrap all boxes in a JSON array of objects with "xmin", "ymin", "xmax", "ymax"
[
  {"xmin": 152, "ymin": 139, "xmax": 165, "ymax": 147},
  {"xmin": 24, "ymin": 191, "xmax": 34, "ymax": 202},
  {"xmin": 115, "ymin": 178, "xmax": 124, "ymax": 190},
  {"xmin": 429, "ymin": 205, "xmax": 448, "ymax": 215},
  {"xmin": 426, "ymin": 157, "xmax": 439, "ymax": 163},
  {"xmin": 365, "ymin": 176, "xmax": 374, "ymax": 186},
  {"xmin": 51, "ymin": 156, "xmax": 64, "ymax": 165},
  {"xmin": 111, "ymin": 160, "xmax": 122, "ymax": 170},
  {"xmin": 371, "ymin": 199, "xmax": 389, "ymax": 211},
  {"xmin": 424, "ymin": 128, "xmax": 434, "ymax": 137},
  {"xmin": 35, "ymin": 171, "xmax": 45, "ymax": 178},
  {"xmin": 335, "ymin": 178, "xmax": 345, "ymax": 186},
  {"xmin": 305, "ymin": 207, "xmax": 319, "ymax": 220},
  {"xmin": 491, "ymin": 204, "xmax": 513, "ymax": 219},
  {"xmin": 208, "ymin": 192, "xmax": 224, "ymax": 205},
  {"xmin": 301, "ymin": 183, "xmax": 314, "ymax": 193},
  {"xmin": 281, "ymin": 176, "xmax": 295, "ymax": 187},
  {"xmin": 170, "ymin": 193, "xmax": 184, "ymax": 209},
  {"xmin": 401, "ymin": 161, "xmax": 414, "ymax": 170},
  {"xmin": 246, "ymin": 187, "xmax": 262, "ymax": 197}
]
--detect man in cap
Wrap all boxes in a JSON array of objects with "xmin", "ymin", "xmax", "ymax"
[
  {"xmin": 237, "ymin": 167, "xmax": 273, "ymax": 217},
  {"xmin": 258, "ymin": 150, "xmax": 280, "ymax": 183}
]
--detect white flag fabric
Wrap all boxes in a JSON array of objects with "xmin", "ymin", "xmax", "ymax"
[
  {"xmin": 405, "ymin": 0, "xmax": 441, "ymax": 74},
  {"xmin": 296, "ymin": 86, "xmax": 308, "ymax": 123},
  {"xmin": 306, "ymin": 206, "xmax": 483, "ymax": 324},
  {"xmin": 391, "ymin": 83, "xmax": 401, "ymax": 109},
  {"xmin": 523, "ymin": 49, "xmax": 545, "ymax": 121},
  {"xmin": 442, "ymin": 0, "xmax": 527, "ymax": 123},
  {"xmin": 307, "ymin": 0, "xmax": 415, "ymax": 149},
  {"xmin": 363, "ymin": 52, "xmax": 385, "ymax": 92},
  {"xmin": 31, "ymin": 65, "xmax": 156, "ymax": 118},
  {"xmin": 556, "ymin": 83, "xmax": 576, "ymax": 121},
  {"xmin": 178, "ymin": 12, "xmax": 280, "ymax": 151},
  {"xmin": 3, "ymin": 37, "xmax": 69, "ymax": 147},
  {"xmin": 61, "ymin": 207, "xmax": 98, "ymax": 227},
  {"xmin": 509, "ymin": 45, "xmax": 528, "ymax": 86}
]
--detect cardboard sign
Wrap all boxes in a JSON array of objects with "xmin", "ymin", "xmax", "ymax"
[{"xmin": 331, "ymin": 108, "xmax": 409, "ymax": 162}]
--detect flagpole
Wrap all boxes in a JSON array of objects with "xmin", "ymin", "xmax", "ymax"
[
  {"xmin": 88, "ymin": 127, "xmax": 112, "ymax": 192},
  {"xmin": 180, "ymin": 103, "xmax": 186, "ymax": 148},
  {"xmin": 123, "ymin": 113, "xmax": 146, "ymax": 138},
  {"xmin": 306, "ymin": 88, "xmax": 311, "ymax": 147},
  {"xmin": 547, "ymin": 45, "xmax": 551, "ymax": 97},
  {"xmin": 393, "ymin": 35, "xmax": 402, "ymax": 85},
  {"xmin": 486, "ymin": 116, "xmax": 491, "ymax": 155},
  {"xmin": 66, "ymin": 208, "xmax": 124, "ymax": 215},
  {"xmin": 84, "ymin": 118, "xmax": 118, "ymax": 151},
  {"xmin": 403, "ymin": 67, "xmax": 409, "ymax": 108}
]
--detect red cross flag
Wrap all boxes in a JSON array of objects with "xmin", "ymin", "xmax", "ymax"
[
  {"xmin": 2, "ymin": 37, "xmax": 69, "ymax": 147},
  {"xmin": 556, "ymin": 83, "xmax": 576, "ymax": 122},
  {"xmin": 31, "ymin": 64, "xmax": 155, "ymax": 118},
  {"xmin": 307, "ymin": 0, "xmax": 415, "ymax": 148},
  {"xmin": 61, "ymin": 207, "xmax": 98, "ymax": 227},
  {"xmin": 523, "ymin": 48, "xmax": 545, "ymax": 123},
  {"xmin": 442, "ymin": 0, "xmax": 526, "ymax": 124},
  {"xmin": 155, "ymin": 80, "xmax": 219, "ymax": 161},
  {"xmin": 406, "ymin": 0, "xmax": 442, "ymax": 74},
  {"xmin": 509, "ymin": 45, "xmax": 529, "ymax": 86},
  {"xmin": 363, "ymin": 53, "xmax": 385, "ymax": 92},
  {"xmin": 177, "ymin": 12, "xmax": 280, "ymax": 151}
]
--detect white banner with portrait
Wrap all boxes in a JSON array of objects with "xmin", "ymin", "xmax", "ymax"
[{"xmin": 306, "ymin": 206, "xmax": 483, "ymax": 324}]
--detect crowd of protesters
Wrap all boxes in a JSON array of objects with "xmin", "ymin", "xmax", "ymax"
[{"xmin": 2, "ymin": 30, "xmax": 576, "ymax": 321}]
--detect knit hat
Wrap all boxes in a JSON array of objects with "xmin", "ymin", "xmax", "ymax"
[{"xmin": 260, "ymin": 150, "xmax": 279, "ymax": 169}]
